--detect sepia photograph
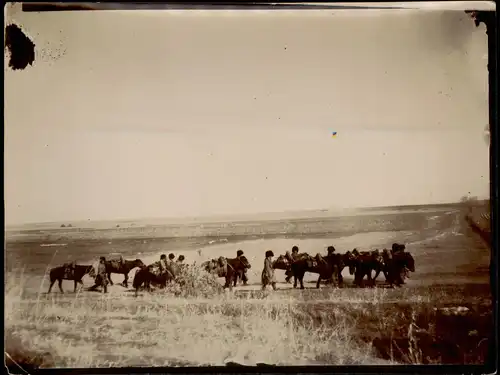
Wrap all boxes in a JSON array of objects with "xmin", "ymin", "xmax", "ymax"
[{"xmin": 4, "ymin": 1, "xmax": 495, "ymax": 370}]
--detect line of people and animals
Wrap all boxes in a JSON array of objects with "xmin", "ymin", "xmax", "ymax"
[{"xmin": 46, "ymin": 242, "xmax": 415, "ymax": 296}]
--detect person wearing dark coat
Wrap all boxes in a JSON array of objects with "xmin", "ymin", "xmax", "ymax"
[
  {"xmin": 261, "ymin": 250, "xmax": 277, "ymax": 291},
  {"xmin": 158, "ymin": 254, "xmax": 168, "ymax": 275},
  {"xmin": 327, "ymin": 246, "xmax": 336, "ymax": 256},
  {"xmin": 284, "ymin": 246, "xmax": 300, "ymax": 283},
  {"xmin": 236, "ymin": 249, "xmax": 249, "ymax": 286},
  {"xmin": 89, "ymin": 256, "xmax": 109, "ymax": 293}
]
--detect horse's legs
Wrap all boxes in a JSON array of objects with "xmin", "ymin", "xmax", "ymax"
[
  {"xmin": 316, "ymin": 275, "xmax": 321, "ymax": 289},
  {"xmin": 123, "ymin": 273, "xmax": 129, "ymax": 288},
  {"xmin": 74, "ymin": 280, "xmax": 78, "ymax": 293},
  {"xmin": 368, "ymin": 271, "xmax": 375, "ymax": 287},
  {"xmin": 299, "ymin": 273, "xmax": 305, "ymax": 290},
  {"xmin": 48, "ymin": 280, "xmax": 55, "ymax": 293},
  {"xmin": 58, "ymin": 279, "xmax": 64, "ymax": 293},
  {"xmin": 108, "ymin": 273, "xmax": 113, "ymax": 285}
]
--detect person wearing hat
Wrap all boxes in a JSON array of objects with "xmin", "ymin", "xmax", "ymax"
[
  {"xmin": 261, "ymin": 250, "xmax": 277, "ymax": 291},
  {"xmin": 177, "ymin": 255, "xmax": 185, "ymax": 263},
  {"xmin": 236, "ymin": 249, "xmax": 248, "ymax": 286},
  {"xmin": 89, "ymin": 256, "xmax": 109, "ymax": 293},
  {"xmin": 391, "ymin": 243, "xmax": 405, "ymax": 254},
  {"xmin": 327, "ymin": 246, "xmax": 336, "ymax": 256}
]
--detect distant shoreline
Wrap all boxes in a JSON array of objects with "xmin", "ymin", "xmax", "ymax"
[{"xmin": 6, "ymin": 201, "xmax": 472, "ymax": 231}]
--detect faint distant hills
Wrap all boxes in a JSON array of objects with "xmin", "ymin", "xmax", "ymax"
[{"xmin": 5, "ymin": 201, "xmax": 486, "ymax": 234}]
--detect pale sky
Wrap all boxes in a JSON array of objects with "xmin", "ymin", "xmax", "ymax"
[{"xmin": 4, "ymin": 6, "xmax": 490, "ymax": 225}]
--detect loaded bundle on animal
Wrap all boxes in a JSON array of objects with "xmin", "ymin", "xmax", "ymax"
[
  {"xmin": 47, "ymin": 261, "xmax": 96, "ymax": 293},
  {"xmin": 378, "ymin": 243, "xmax": 415, "ymax": 288},
  {"xmin": 272, "ymin": 247, "xmax": 316, "ymax": 289},
  {"xmin": 203, "ymin": 255, "xmax": 251, "ymax": 290},
  {"xmin": 281, "ymin": 246, "xmax": 344, "ymax": 289},
  {"xmin": 132, "ymin": 254, "xmax": 176, "ymax": 296}
]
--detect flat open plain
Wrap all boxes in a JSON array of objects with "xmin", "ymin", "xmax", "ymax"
[{"xmin": 4, "ymin": 204, "xmax": 493, "ymax": 368}]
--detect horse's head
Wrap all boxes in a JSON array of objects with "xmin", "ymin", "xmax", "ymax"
[
  {"xmin": 404, "ymin": 253, "xmax": 415, "ymax": 272},
  {"xmin": 238, "ymin": 255, "xmax": 251, "ymax": 269},
  {"xmin": 382, "ymin": 248, "xmax": 391, "ymax": 258},
  {"xmin": 392, "ymin": 243, "xmax": 406, "ymax": 252},
  {"xmin": 134, "ymin": 259, "xmax": 145, "ymax": 268},
  {"xmin": 343, "ymin": 251, "xmax": 356, "ymax": 275},
  {"xmin": 217, "ymin": 257, "xmax": 227, "ymax": 268}
]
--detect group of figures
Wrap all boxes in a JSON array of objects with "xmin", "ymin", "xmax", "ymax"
[
  {"xmin": 203, "ymin": 243, "xmax": 415, "ymax": 291},
  {"xmin": 46, "ymin": 242, "xmax": 415, "ymax": 295},
  {"xmin": 47, "ymin": 253, "xmax": 185, "ymax": 294},
  {"xmin": 270, "ymin": 243, "xmax": 415, "ymax": 290}
]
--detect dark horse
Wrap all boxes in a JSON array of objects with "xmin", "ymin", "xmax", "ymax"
[
  {"xmin": 380, "ymin": 250, "xmax": 415, "ymax": 287},
  {"xmin": 351, "ymin": 250, "xmax": 385, "ymax": 287},
  {"xmin": 337, "ymin": 251, "xmax": 357, "ymax": 284},
  {"xmin": 105, "ymin": 258, "xmax": 145, "ymax": 288},
  {"xmin": 203, "ymin": 256, "xmax": 251, "ymax": 291},
  {"xmin": 275, "ymin": 252, "xmax": 352, "ymax": 289},
  {"xmin": 132, "ymin": 265, "xmax": 174, "ymax": 296},
  {"xmin": 47, "ymin": 263, "xmax": 96, "ymax": 293},
  {"xmin": 282, "ymin": 253, "xmax": 342, "ymax": 289}
]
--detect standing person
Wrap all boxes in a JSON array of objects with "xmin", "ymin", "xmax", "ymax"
[
  {"xmin": 391, "ymin": 243, "xmax": 408, "ymax": 283},
  {"xmin": 284, "ymin": 246, "xmax": 300, "ymax": 283},
  {"xmin": 158, "ymin": 254, "xmax": 168, "ymax": 275},
  {"xmin": 176, "ymin": 255, "xmax": 186, "ymax": 272},
  {"xmin": 89, "ymin": 257, "xmax": 109, "ymax": 293},
  {"xmin": 261, "ymin": 250, "xmax": 277, "ymax": 291},
  {"xmin": 327, "ymin": 246, "xmax": 336, "ymax": 256},
  {"xmin": 167, "ymin": 253, "xmax": 178, "ymax": 279},
  {"xmin": 236, "ymin": 249, "xmax": 248, "ymax": 286},
  {"xmin": 167, "ymin": 253, "xmax": 175, "ymax": 265}
]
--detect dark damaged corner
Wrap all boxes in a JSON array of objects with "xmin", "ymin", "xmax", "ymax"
[
  {"xmin": 465, "ymin": 10, "xmax": 496, "ymax": 30},
  {"xmin": 4, "ymin": 23, "xmax": 36, "ymax": 70}
]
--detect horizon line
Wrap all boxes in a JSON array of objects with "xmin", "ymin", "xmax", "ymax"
[{"xmin": 5, "ymin": 198, "xmax": 488, "ymax": 228}]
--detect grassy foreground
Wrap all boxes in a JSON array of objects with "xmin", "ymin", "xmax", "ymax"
[{"xmin": 4, "ymin": 266, "xmax": 493, "ymax": 369}]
